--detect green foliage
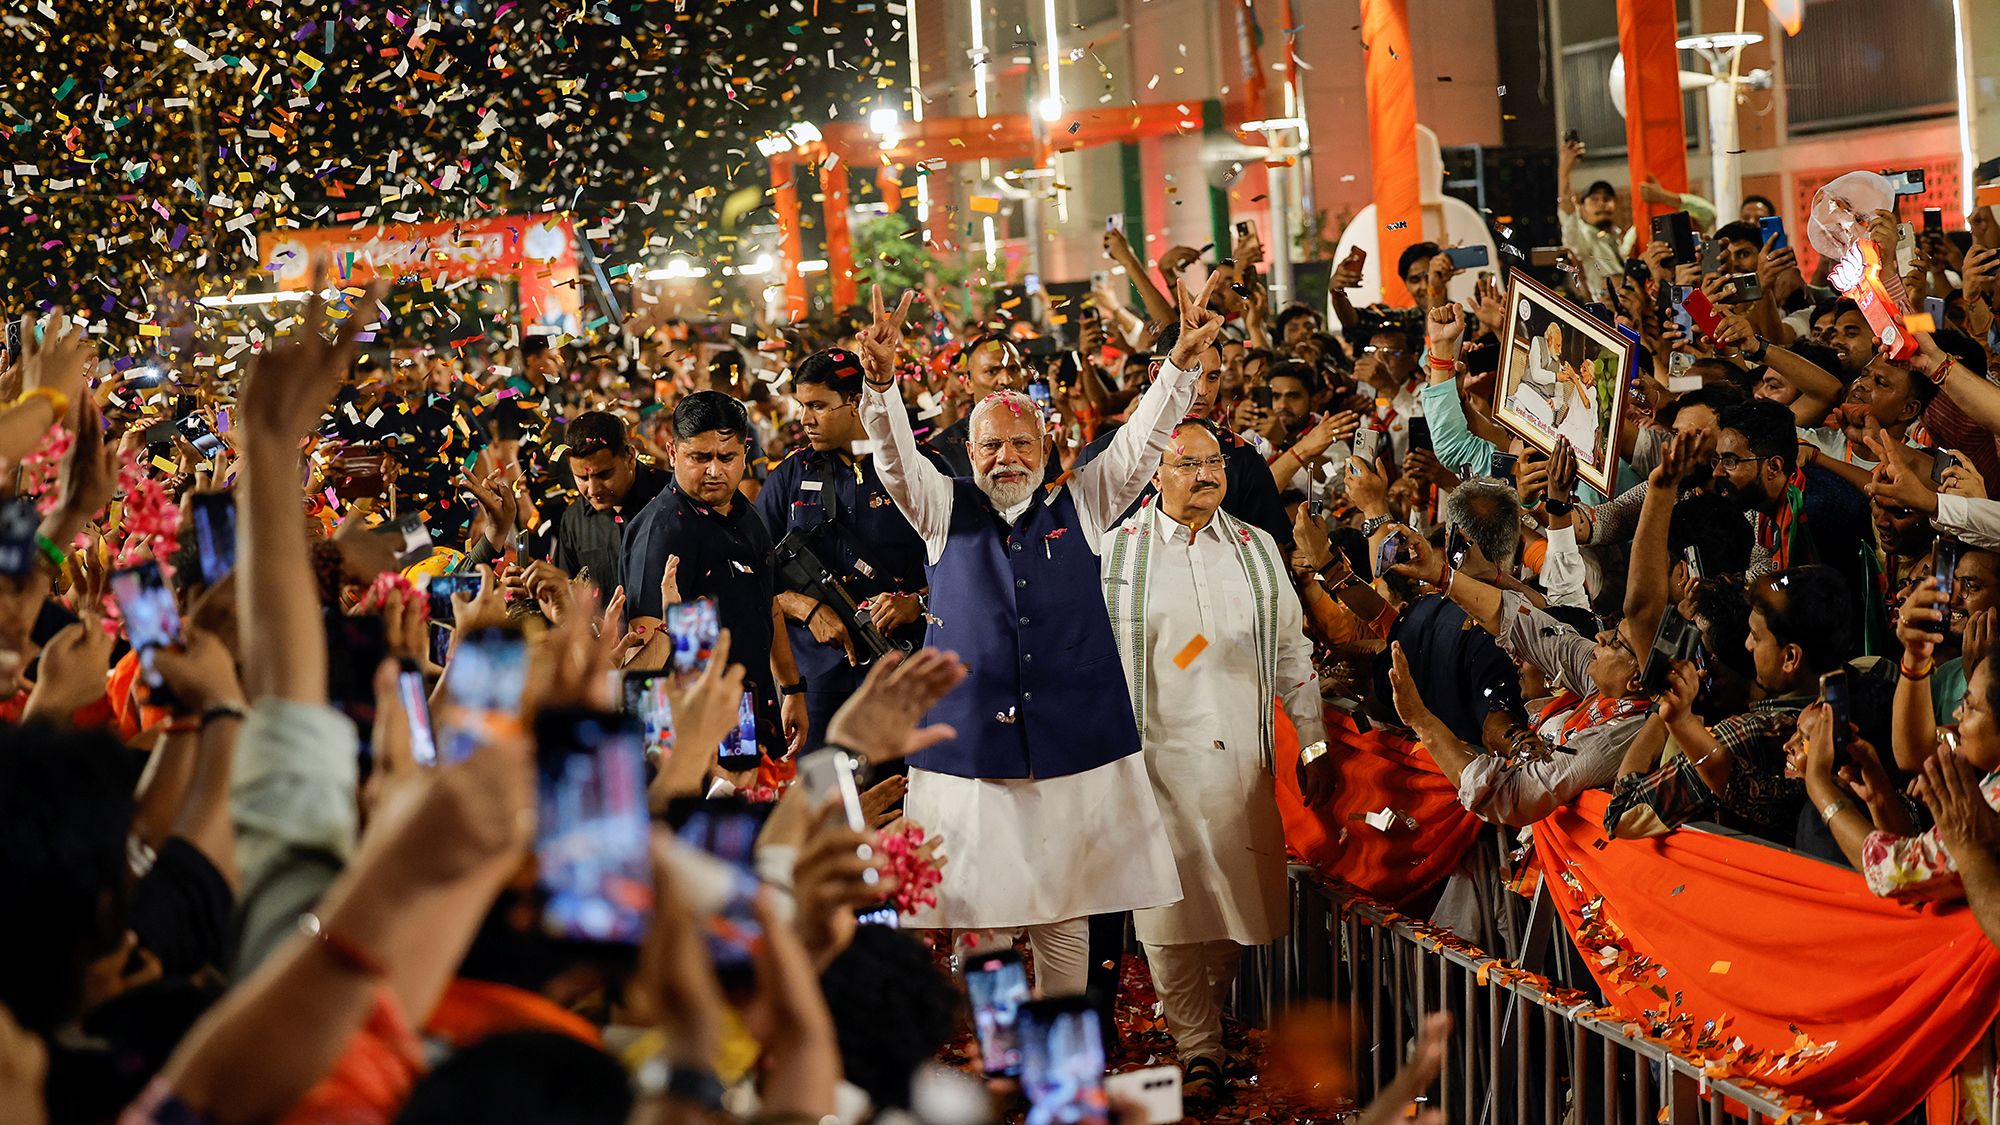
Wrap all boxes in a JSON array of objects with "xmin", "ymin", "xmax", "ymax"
[{"xmin": 849, "ymin": 212, "xmax": 968, "ymax": 297}]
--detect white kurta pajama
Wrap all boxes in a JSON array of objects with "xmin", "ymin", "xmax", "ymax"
[
  {"xmin": 858, "ymin": 364, "xmax": 1193, "ymax": 995},
  {"xmin": 1100, "ymin": 503, "xmax": 1327, "ymax": 1059}
]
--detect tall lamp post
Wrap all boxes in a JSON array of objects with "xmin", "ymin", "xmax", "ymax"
[{"xmin": 1676, "ymin": 31, "xmax": 1767, "ymax": 223}]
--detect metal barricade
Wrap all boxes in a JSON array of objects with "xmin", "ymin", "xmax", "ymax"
[{"xmin": 1233, "ymin": 868, "xmax": 1806, "ymax": 1125}]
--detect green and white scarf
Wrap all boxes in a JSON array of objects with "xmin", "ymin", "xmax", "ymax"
[{"xmin": 1102, "ymin": 502, "xmax": 1287, "ymax": 769}]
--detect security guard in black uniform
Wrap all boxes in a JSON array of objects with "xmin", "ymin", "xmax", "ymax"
[{"xmin": 755, "ymin": 349, "xmax": 930, "ymax": 754}]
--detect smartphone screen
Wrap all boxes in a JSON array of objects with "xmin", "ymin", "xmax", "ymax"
[
  {"xmin": 622, "ymin": 670, "xmax": 676, "ymax": 761},
  {"xmin": 1819, "ymin": 670, "xmax": 1851, "ymax": 762},
  {"xmin": 426, "ymin": 573, "xmax": 483, "ymax": 626},
  {"xmin": 1445, "ymin": 526, "xmax": 1469, "ymax": 568},
  {"xmin": 1020, "ymin": 998, "xmax": 1111, "ymax": 1125},
  {"xmin": 176, "ymin": 414, "xmax": 225, "ymax": 458},
  {"xmin": 965, "ymin": 949, "xmax": 1032, "ymax": 1078},
  {"xmin": 399, "ymin": 664, "xmax": 439, "ymax": 767},
  {"xmin": 674, "ymin": 799, "xmax": 767, "ymax": 978},
  {"xmin": 666, "ymin": 597, "xmax": 720, "ymax": 677},
  {"xmin": 110, "ymin": 562, "xmax": 181, "ymax": 689},
  {"xmin": 190, "ymin": 493, "xmax": 237, "ymax": 586},
  {"xmin": 1924, "ymin": 207, "xmax": 1944, "ymax": 235},
  {"xmin": 1489, "ymin": 452, "xmax": 1518, "ymax": 480},
  {"xmin": 1937, "ymin": 541, "xmax": 1960, "ymax": 602},
  {"xmin": 534, "ymin": 709, "xmax": 653, "ymax": 947},
  {"xmin": 855, "ymin": 903, "xmax": 900, "ymax": 928},
  {"xmin": 1374, "ymin": 530, "xmax": 1406, "ymax": 577},
  {"xmin": 1249, "ymin": 385, "xmax": 1273, "ymax": 411},
  {"xmin": 0, "ymin": 499, "xmax": 42, "ymax": 579},
  {"xmin": 1682, "ymin": 545, "xmax": 1704, "ymax": 582},
  {"xmin": 1027, "ymin": 382, "xmax": 1052, "ymax": 410},
  {"xmin": 717, "ymin": 690, "xmax": 760, "ymax": 771},
  {"xmin": 440, "ymin": 627, "xmax": 528, "ymax": 763}
]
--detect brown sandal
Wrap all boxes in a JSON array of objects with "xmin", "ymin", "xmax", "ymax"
[{"xmin": 1183, "ymin": 1055, "xmax": 1226, "ymax": 1105}]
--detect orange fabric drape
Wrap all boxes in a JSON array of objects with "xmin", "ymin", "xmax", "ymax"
[
  {"xmin": 819, "ymin": 158, "xmax": 857, "ymax": 310},
  {"xmin": 283, "ymin": 978, "xmax": 603, "ymax": 1123},
  {"xmin": 772, "ymin": 155, "xmax": 808, "ymax": 320},
  {"xmin": 1616, "ymin": 0, "xmax": 1691, "ymax": 233},
  {"xmin": 1359, "ymin": 0, "xmax": 1421, "ymax": 307},
  {"xmin": 1533, "ymin": 791, "xmax": 2000, "ymax": 1123},
  {"xmin": 1278, "ymin": 709, "xmax": 1484, "ymax": 906}
]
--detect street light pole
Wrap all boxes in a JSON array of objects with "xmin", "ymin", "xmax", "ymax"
[{"xmin": 1677, "ymin": 32, "xmax": 1765, "ymax": 224}]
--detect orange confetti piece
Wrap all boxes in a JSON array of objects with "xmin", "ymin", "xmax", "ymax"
[
  {"xmin": 1173, "ymin": 635, "xmax": 1208, "ymax": 669},
  {"xmin": 969, "ymin": 196, "xmax": 1000, "ymax": 214},
  {"xmin": 1904, "ymin": 313, "xmax": 1937, "ymax": 334},
  {"xmin": 1709, "ymin": 960, "xmax": 1732, "ymax": 974}
]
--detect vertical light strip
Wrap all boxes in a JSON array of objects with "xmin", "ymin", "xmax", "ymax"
[
  {"xmin": 907, "ymin": 0, "xmax": 929, "ymax": 226},
  {"xmin": 1041, "ymin": 0, "xmax": 1063, "ymax": 113},
  {"xmin": 1951, "ymin": 0, "xmax": 1977, "ymax": 217},
  {"xmin": 1043, "ymin": 0, "xmax": 1066, "ymax": 224},
  {"xmin": 970, "ymin": 0, "xmax": 991, "ymax": 268},
  {"xmin": 969, "ymin": 0, "xmax": 988, "ymax": 119}
]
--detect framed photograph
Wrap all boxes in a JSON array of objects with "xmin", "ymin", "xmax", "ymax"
[{"xmin": 1493, "ymin": 273, "xmax": 1634, "ymax": 496}]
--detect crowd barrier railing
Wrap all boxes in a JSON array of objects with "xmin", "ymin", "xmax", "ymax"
[{"xmin": 1237, "ymin": 863, "xmax": 1810, "ymax": 1125}]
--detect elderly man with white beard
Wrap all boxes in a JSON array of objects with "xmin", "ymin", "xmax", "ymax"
[
  {"xmin": 1099, "ymin": 417, "xmax": 1332, "ymax": 1103},
  {"xmin": 853, "ymin": 282, "xmax": 1226, "ymax": 997}
]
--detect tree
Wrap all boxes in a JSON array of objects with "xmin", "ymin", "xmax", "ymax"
[{"xmin": 849, "ymin": 212, "xmax": 968, "ymax": 298}]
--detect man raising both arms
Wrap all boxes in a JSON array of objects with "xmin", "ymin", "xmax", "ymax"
[{"xmin": 853, "ymin": 281, "xmax": 1229, "ymax": 995}]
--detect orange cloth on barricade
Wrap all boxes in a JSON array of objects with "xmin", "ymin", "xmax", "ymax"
[
  {"xmin": 1533, "ymin": 790, "xmax": 2000, "ymax": 1123},
  {"xmin": 1276, "ymin": 708, "xmax": 1484, "ymax": 907},
  {"xmin": 282, "ymin": 978, "xmax": 602, "ymax": 1124}
]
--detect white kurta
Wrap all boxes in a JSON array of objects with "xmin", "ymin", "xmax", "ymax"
[
  {"xmin": 1103, "ymin": 506, "xmax": 1328, "ymax": 947},
  {"xmin": 859, "ymin": 364, "xmax": 1199, "ymax": 930}
]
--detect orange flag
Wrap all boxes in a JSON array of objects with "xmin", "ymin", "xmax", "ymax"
[
  {"xmin": 1360, "ymin": 0, "xmax": 1421, "ymax": 306},
  {"xmin": 1764, "ymin": 0, "xmax": 1803, "ymax": 35},
  {"xmin": 1616, "ymin": 0, "xmax": 1692, "ymax": 233}
]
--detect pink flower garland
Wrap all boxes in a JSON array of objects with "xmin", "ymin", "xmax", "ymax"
[
  {"xmin": 112, "ymin": 450, "xmax": 181, "ymax": 569},
  {"xmin": 878, "ymin": 823, "xmax": 943, "ymax": 916},
  {"xmin": 19, "ymin": 427, "xmax": 73, "ymax": 515}
]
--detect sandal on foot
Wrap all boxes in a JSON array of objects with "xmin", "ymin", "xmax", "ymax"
[{"xmin": 1183, "ymin": 1055, "xmax": 1225, "ymax": 1104}]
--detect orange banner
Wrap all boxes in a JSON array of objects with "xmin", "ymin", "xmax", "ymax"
[
  {"xmin": 1616, "ymin": 0, "xmax": 1691, "ymax": 233},
  {"xmin": 1360, "ymin": 0, "xmax": 1421, "ymax": 306},
  {"xmin": 1533, "ymin": 791, "xmax": 2000, "ymax": 1122},
  {"xmin": 258, "ymin": 216, "xmax": 583, "ymax": 336},
  {"xmin": 1278, "ymin": 710, "xmax": 1485, "ymax": 906}
]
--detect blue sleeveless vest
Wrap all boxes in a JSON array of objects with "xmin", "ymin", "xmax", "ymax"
[{"xmin": 906, "ymin": 479, "xmax": 1143, "ymax": 780}]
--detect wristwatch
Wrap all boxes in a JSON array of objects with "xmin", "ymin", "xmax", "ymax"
[
  {"xmin": 633, "ymin": 1056, "xmax": 727, "ymax": 1110},
  {"xmin": 1744, "ymin": 335, "xmax": 1770, "ymax": 362},
  {"xmin": 1543, "ymin": 498, "xmax": 1574, "ymax": 517},
  {"xmin": 778, "ymin": 679, "xmax": 807, "ymax": 697},
  {"xmin": 1294, "ymin": 739, "xmax": 1332, "ymax": 790},
  {"xmin": 1360, "ymin": 513, "xmax": 1393, "ymax": 537}
]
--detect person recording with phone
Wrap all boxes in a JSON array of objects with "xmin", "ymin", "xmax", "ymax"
[
  {"xmin": 756, "ymin": 348, "xmax": 930, "ymax": 754},
  {"xmin": 622, "ymin": 391, "xmax": 809, "ymax": 762}
]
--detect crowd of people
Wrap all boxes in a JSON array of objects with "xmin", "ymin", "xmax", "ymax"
[{"xmin": 3, "ymin": 125, "xmax": 2000, "ymax": 1124}]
